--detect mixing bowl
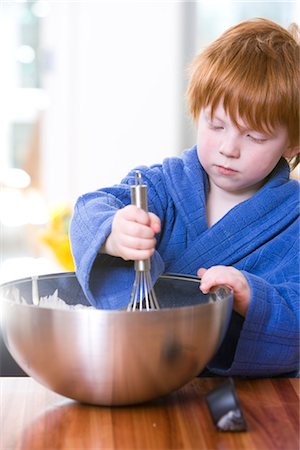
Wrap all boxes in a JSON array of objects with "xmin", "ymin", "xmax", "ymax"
[{"xmin": 0, "ymin": 272, "xmax": 233, "ymax": 405}]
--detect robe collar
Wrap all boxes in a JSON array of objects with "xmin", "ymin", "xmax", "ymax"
[{"xmin": 163, "ymin": 147, "xmax": 295, "ymax": 274}]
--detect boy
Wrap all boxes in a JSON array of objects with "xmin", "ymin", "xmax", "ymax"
[{"xmin": 70, "ymin": 18, "xmax": 299, "ymax": 376}]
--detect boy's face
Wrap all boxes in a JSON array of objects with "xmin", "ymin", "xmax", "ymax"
[{"xmin": 197, "ymin": 103, "xmax": 291, "ymax": 194}]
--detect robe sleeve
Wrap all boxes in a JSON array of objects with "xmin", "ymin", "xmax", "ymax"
[
  {"xmin": 207, "ymin": 236, "xmax": 299, "ymax": 376},
  {"xmin": 69, "ymin": 170, "xmax": 166, "ymax": 309}
]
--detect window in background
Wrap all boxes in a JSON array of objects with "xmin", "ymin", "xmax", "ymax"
[
  {"xmin": 0, "ymin": 1, "xmax": 57, "ymax": 282},
  {"xmin": 181, "ymin": 1, "xmax": 299, "ymax": 148},
  {"xmin": 195, "ymin": 0, "xmax": 298, "ymax": 44}
]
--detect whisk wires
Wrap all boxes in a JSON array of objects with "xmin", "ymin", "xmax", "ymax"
[
  {"xmin": 127, "ymin": 170, "xmax": 160, "ymax": 311},
  {"xmin": 127, "ymin": 269, "xmax": 159, "ymax": 311}
]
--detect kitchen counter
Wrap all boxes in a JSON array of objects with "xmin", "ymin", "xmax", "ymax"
[{"xmin": 1, "ymin": 376, "xmax": 299, "ymax": 449}]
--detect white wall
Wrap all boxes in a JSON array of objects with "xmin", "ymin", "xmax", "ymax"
[
  {"xmin": 40, "ymin": 2, "xmax": 184, "ymax": 206},
  {"xmin": 40, "ymin": 1, "xmax": 300, "ymax": 207}
]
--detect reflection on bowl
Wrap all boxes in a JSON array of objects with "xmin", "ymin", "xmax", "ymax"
[{"xmin": 0, "ymin": 273, "xmax": 232, "ymax": 405}]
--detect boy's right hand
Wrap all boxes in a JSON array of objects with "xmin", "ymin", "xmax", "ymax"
[{"xmin": 101, "ymin": 205, "xmax": 161, "ymax": 261}]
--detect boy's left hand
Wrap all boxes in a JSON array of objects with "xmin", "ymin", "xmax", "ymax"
[{"xmin": 197, "ymin": 266, "xmax": 250, "ymax": 317}]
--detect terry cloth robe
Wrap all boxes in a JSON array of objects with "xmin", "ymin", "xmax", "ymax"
[{"xmin": 70, "ymin": 146, "xmax": 300, "ymax": 377}]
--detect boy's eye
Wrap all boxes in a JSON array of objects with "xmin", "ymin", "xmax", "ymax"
[
  {"xmin": 247, "ymin": 134, "xmax": 268, "ymax": 144},
  {"xmin": 204, "ymin": 113, "xmax": 224, "ymax": 130},
  {"xmin": 208, "ymin": 123, "xmax": 224, "ymax": 130}
]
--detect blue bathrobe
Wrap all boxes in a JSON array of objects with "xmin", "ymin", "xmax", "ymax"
[{"xmin": 70, "ymin": 146, "xmax": 299, "ymax": 377}]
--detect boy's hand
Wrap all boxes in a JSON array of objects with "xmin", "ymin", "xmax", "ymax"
[
  {"xmin": 101, "ymin": 205, "xmax": 161, "ymax": 261},
  {"xmin": 197, "ymin": 266, "xmax": 251, "ymax": 317}
]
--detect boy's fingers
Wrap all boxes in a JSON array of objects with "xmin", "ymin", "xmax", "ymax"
[
  {"xmin": 122, "ymin": 205, "xmax": 149, "ymax": 223},
  {"xmin": 121, "ymin": 233, "xmax": 156, "ymax": 250},
  {"xmin": 124, "ymin": 206, "xmax": 160, "ymax": 231},
  {"xmin": 132, "ymin": 206, "xmax": 152, "ymax": 225},
  {"xmin": 148, "ymin": 212, "xmax": 161, "ymax": 233},
  {"xmin": 123, "ymin": 219, "xmax": 156, "ymax": 240},
  {"xmin": 118, "ymin": 246, "xmax": 155, "ymax": 261},
  {"xmin": 197, "ymin": 268, "xmax": 207, "ymax": 278}
]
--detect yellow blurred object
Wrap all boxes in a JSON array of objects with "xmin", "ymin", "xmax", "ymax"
[{"xmin": 41, "ymin": 206, "xmax": 75, "ymax": 271}]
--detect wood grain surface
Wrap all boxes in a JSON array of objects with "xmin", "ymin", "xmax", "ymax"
[{"xmin": 1, "ymin": 377, "xmax": 299, "ymax": 450}]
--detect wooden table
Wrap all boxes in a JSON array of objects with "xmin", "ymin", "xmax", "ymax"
[{"xmin": 1, "ymin": 377, "xmax": 299, "ymax": 449}]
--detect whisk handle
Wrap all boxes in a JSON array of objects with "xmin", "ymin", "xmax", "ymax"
[
  {"xmin": 130, "ymin": 171, "xmax": 148, "ymax": 211},
  {"xmin": 131, "ymin": 171, "xmax": 151, "ymax": 272},
  {"xmin": 134, "ymin": 259, "xmax": 150, "ymax": 271}
]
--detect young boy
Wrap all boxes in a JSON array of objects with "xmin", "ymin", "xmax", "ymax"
[{"xmin": 70, "ymin": 18, "xmax": 299, "ymax": 377}]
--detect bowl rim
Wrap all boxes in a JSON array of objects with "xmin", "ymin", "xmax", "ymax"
[{"xmin": 0, "ymin": 271, "xmax": 233, "ymax": 314}]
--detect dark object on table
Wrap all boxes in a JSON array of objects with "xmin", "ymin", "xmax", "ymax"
[{"xmin": 206, "ymin": 378, "xmax": 247, "ymax": 431}]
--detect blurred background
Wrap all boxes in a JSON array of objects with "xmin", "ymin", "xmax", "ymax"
[{"xmin": 0, "ymin": 0, "xmax": 298, "ymax": 283}]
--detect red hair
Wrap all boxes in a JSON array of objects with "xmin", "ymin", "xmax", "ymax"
[{"xmin": 187, "ymin": 18, "xmax": 300, "ymax": 168}]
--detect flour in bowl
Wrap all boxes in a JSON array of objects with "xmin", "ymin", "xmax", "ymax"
[
  {"xmin": 38, "ymin": 289, "xmax": 95, "ymax": 310},
  {"xmin": 3, "ymin": 286, "xmax": 95, "ymax": 310}
]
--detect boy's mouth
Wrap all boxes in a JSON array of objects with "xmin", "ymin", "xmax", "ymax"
[{"xmin": 215, "ymin": 165, "xmax": 238, "ymax": 176}]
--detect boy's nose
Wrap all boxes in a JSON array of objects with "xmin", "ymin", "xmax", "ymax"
[{"xmin": 219, "ymin": 137, "xmax": 240, "ymax": 158}]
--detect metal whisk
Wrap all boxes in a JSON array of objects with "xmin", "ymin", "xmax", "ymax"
[{"xmin": 127, "ymin": 171, "xmax": 160, "ymax": 311}]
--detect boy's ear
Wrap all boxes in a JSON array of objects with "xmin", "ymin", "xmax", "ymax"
[{"xmin": 283, "ymin": 145, "xmax": 300, "ymax": 158}]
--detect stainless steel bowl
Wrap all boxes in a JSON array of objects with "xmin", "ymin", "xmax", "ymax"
[{"xmin": 0, "ymin": 272, "xmax": 233, "ymax": 405}]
